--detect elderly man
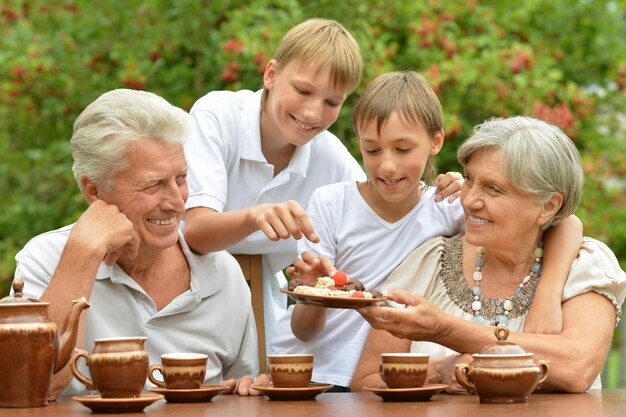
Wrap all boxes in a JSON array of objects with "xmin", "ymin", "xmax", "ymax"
[{"xmin": 14, "ymin": 89, "xmax": 258, "ymax": 398}]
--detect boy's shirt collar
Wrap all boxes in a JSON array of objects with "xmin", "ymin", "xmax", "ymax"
[
  {"xmin": 239, "ymin": 90, "xmax": 265, "ymax": 162},
  {"xmin": 239, "ymin": 90, "xmax": 311, "ymax": 177}
]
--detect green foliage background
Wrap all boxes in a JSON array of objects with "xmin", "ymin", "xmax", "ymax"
[{"xmin": 1, "ymin": 0, "xmax": 626, "ymax": 384}]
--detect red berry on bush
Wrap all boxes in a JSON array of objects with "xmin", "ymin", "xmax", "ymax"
[{"xmin": 222, "ymin": 38, "xmax": 244, "ymax": 53}]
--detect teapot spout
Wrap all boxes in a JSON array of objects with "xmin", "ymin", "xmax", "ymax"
[{"xmin": 54, "ymin": 297, "xmax": 90, "ymax": 373}]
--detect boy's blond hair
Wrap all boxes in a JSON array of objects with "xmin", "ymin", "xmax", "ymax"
[
  {"xmin": 262, "ymin": 18, "xmax": 362, "ymax": 104},
  {"xmin": 352, "ymin": 71, "xmax": 444, "ymax": 185}
]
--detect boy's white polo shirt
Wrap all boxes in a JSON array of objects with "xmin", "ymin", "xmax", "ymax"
[{"xmin": 184, "ymin": 89, "xmax": 365, "ymax": 344}]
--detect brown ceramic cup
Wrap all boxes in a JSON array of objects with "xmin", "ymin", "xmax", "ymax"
[
  {"xmin": 379, "ymin": 353, "xmax": 429, "ymax": 389},
  {"xmin": 267, "ymin": 354, "xmax": 314, "ymax": 388},
  {"xmin": 148, "ymin": 353, "xmax": 208, "ymax": 389},
  {"xmin": 70, "ymin": 337, "xmax": 149, "ymax": 398}
]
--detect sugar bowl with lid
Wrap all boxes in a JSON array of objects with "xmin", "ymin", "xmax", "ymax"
[{"xmin": 455, "ymin": 324, "xmax": 549, "ymax": 403}]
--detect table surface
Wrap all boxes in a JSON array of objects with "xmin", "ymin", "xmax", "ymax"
[{"xmin": 2, "ymin": 389, "xmax": 625, "ymax": 417}]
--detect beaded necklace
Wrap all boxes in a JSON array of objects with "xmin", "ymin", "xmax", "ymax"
[{"xmin": 471, "ymin": 241, "xmax": 543, "ymax": 326}]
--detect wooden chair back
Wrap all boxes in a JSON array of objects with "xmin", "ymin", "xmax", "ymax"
[{"xmin": 233, "ymin": 254, "xmax": 266, "ymax": 374}]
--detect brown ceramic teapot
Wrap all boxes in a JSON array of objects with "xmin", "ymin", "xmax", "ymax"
[
  {"xmin": 0, "ymin": 278, "xmax": 90, "ymax": 408},
  {"xmin": 455, "ymin": 324, "xmax": 549, "ymax": 403}
]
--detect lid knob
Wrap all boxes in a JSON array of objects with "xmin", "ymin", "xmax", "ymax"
[
  {"xmin": 0, "ymin": 278, "xmax": 41, "ymax": 304},
  {"xmin": 12, "ymin": 278, "xmax": 25, "ymax": 298},
  {"xmin": 478, "ymin": 324, "xmax": 527, "ymax": 355},
  {"xmin": 495, "ymin": 324, "xmax": 510, "ymax": 341}
]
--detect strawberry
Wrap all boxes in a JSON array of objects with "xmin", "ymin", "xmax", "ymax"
[
  {"xmin": 351, "ymin": 291, "xmax": 365, "ymax": 298},
  {"xmin": 332, "ymin": 270, "xmax": 349, "ymax": 286}
]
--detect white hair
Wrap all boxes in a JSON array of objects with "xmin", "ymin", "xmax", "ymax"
[{"xmin": 71, "ymin": 89, "xmax": 190, "ymax": 193}]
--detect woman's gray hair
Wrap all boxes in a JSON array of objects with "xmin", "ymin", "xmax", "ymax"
[
  {"xmin": 71, "ymin": 89, "xmax": 190, "ymax": 193},
  {"xmin": 457, "ymin": 116, "xmax": 583, "ymax": 228}
]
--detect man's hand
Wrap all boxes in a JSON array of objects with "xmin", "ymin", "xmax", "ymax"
[
  {"xmin": 230, "ymin": 374, "xmax": 271, "ymax": 396},
  {"xmin": 71, "ymin": 200, "xmax": 140, "ymax": 265},
  {"xmin": 219, "ymin": 378, "xmax": 238, "ymax": 394}
]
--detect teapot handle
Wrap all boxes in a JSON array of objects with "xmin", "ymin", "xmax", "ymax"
[
  {"xmin": 454, "ymin": 363, "xmax": 476, "ymax": 393},
  {"xmin": 70, "ymin": 348, "xmax": 95, "ymax": 390},
  {"xmin": 536, "ymin": 360, "xmax": 550, "ymax": 389}
]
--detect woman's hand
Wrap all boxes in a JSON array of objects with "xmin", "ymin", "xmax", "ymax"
[{"xmin": 358, "ymin": 289, "xmax": 450, "ymax": 342}]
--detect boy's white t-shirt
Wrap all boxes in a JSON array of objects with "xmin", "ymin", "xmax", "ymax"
[
  {"xmin": 270, "ymin": 181, "xmax": 464, "ymax": 387},
  {"xmin": 183, "ymin": 89, "xmax": 366, "ymax": 346}
]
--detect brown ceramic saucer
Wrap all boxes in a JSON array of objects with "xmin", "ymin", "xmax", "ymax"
[
  {"xmin": 251, "ymin": 383, "xmax": 334, "ymax": 401},
  {"xmin": 363, "ymin": 383, "xmax": 449, "ymax": 402},
  {"xmin": 148, "ymin": 384, "xmax": 228, "ymax": 403},
  {"xmin": 280, "ymin": 289, "xmax": 386, "ymax": 309},
  {"xmin": 72, "ymin": 393, "xmax": 163, "ymax": 413}
]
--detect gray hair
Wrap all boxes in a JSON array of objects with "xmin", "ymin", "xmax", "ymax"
[
  {"xmin": 71, "ymin": 89, "xmax": 190, "ymax": 193},
  {"xmin": 457, "ymin": 116, "xmax": 583, "ymax": 227}
]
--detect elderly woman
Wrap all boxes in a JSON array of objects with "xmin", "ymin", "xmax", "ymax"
[
  {"xmin": 14, "ymin": 89, "xmax": 258, "ymax": 398},
  {"xmin": 353, "ymin": 116, "xmax": 626, "ymax": 393}
]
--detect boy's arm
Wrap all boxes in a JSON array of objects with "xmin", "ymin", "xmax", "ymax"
[
  {"xmin": 434, "ymin": 172, "xmax": 464, "ymax": 203},
  {"xmin": 287, "ymin": 252, "xmax": 336, "ymax": 341},
  {"xmin": 286, "ymin": 190, "xmax": 340, "ymax": 341},
  {"xmin": 286, "ymin": 252, "xmax": 337, "ymax": 286},
  {"xmin": 184, "ymin": 202, "xmax": 318, "ymax": 254},
  {"xmin": 291, "ymin": 304, "xmax": 329, "ymax": 342},
  {"xmin": 183, "ymin": 108, "xmax": 319, "ymax": 254},
  {"xmin": 184, "ymin": 207, "xmax": 263, "ymax": 254},
  {"xmin": 524, "ymin": 215, "xmax": 583, "ymax": 334}
]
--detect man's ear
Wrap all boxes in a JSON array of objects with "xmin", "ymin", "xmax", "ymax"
[{"xmin": 80, "ymin": 175, "xmax": 100, "ymax": 204}]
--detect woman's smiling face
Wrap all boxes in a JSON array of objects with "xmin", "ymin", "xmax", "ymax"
[{"xmin": 461, "ymin": 148, "xmax": 550, "ymax": 251}]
